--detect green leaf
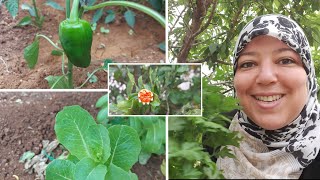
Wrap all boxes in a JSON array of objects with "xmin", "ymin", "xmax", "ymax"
[
  {"xmin": 51, "ymin": 50, "xmax": 64, "ymax": 56},
  {"xmin": 142, "ymin": 119, "xmax": 165, "ymax": 153},
  {"xmin": 55, "ymin": 105, "xmax": 96, "ymax": 160},
  {"xmin": 5, "ymin": 0, "xmax": 19, "ymax": 19},
  {"xmin": 19, "ymin": 151, "xmax": 35, "ymax": 163},
  {"xmin": 148, "ymin": 0, "xmax": 163, "ymax": 11},
  {"xmin": 91, "ymin": 8, "xmax": 104, "ymax": 24},
  {"xmin": 96, "ymin": 107, "xmax": 109, "ymax": 125},
  {"xmin": 100, "ymin": 27, "xmax": 110, "ymax": 34},
  {"xmin": 17, "ymin": 16, "xmax": 32, "ymax": 26},
  {"xmin": 108, "ymin": 125, "xmax": 141, "ymax": 171},
  {"xmin": 84, "ymin": 124, "xmax": 111, "ymax": 163},
  {"xmin": 45, "ymin": 0, "xmax": 64, "ymax": 11},
  {"xmin": 24, "ymin": 39, "xmax": 39, "ymax": 69},
  {"xmin": 74, "ymin": 157, "xmax": 107, "ymax": 180},
  {"xmin": 158, "ymin": 41, "xmax": 165, "ymax": 52},
  {"xmin": 105, "ymin": 10, "xmax": 115, "ymax": 24},
  {"xmin": 138, "ymin": 76, "xmax": 143, "ymax": 89},
  {"xmin": 46, "ymin": 159, "xmax": 75, "ymax": 180},
  {"xmin": 21, "ymin": 3, "xmax": 36, "ymax": 17},
  {"xmin": 105, "ymin": 164, "xmax": 136, "ymax": 180},
  {"xmin": 45, "ymin": 75, "xmax": 69, "ymax": 89},
  {"xmin": 138, "ymin": 151, "xmax": 151, "ymax": 165},
  {"xmin": 87, "ymin": 72, "xmax": 98, "ymax": 83},
  {"xmin": 66, "ymin": 154, "xmax": 80, "ymax": 164},
  {"xmin": 91, "ymin": 23, "xmax": 97, "ymax": 31},
  {"xmin": 176, "ymin": 65, "xmax": 189, "ymax": 73},
  {"xmin": 96, "ymin": 94, "xmax": 109, "ymax": 108},
  {"xmin": 124, "ymin": 10, "xmax": 135, "ymax": 29}
]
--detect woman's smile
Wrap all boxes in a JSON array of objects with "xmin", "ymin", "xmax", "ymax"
[{"xmin": 252, "ymin": 94, "xmax": 284, "ymax": 109}]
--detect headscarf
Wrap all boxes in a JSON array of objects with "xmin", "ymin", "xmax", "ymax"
[{"xmin": 217, "ymin": 14, "xmax": 320, "ymax": 179}]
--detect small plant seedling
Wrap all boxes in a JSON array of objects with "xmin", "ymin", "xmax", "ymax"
[{"xmin": 45, "ymin": 105, "xmax": 141, "ymax": 180}]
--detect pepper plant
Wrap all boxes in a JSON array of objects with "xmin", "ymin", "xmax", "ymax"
[
  {"xmin": 45, "ymin": 105, "xmax": 141, "ymax": 180},
  {"xmin": 23, "ymin": 0, "xmax": 165, "ymax": 89}
]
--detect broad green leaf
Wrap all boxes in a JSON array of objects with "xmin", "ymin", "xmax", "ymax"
[
  {"xmin": 84, "ymin": 124, "xmax": 111, "ymax": 163},
  {"xmin": 124, "ymin": 10, "xmax": 135, "ymax": 29},
  {"xmin": 21, "ymin": 3, "xmax": 36, "ymax": 17},
  {"xmin": 91, "ymin": 8, "xmax": 104, "ymax": 24},
  {"xmin": 17, "ymin": 16, "xmax": 32, "ymax": 26},
  {"xmin": 74, "ymin": 157, "xmax": 107, "ymax": 180},
  {"xmin": 176, "ymin": 65, "xmax": 189, "ymax": 73},
  {"xmin": 105, "ymin": 164, "xmax": 137, "ymax": 180},
  {"xmin": 51, "ymin": 50, "xmax": 64, "ymax": 56},
  {"xmin": 55, "ymin": 105, "xmax": 96, "ymax": 160},
  {"xmin": 105, "ymin": 10, "xmax": 115, "ymax": 24},
  {"xmin": 96, "ymin": 94, "xmax": 109, "ymax": 108},
  {"xmin": 45, "ymin": 0, "xmax": 64, "ymax": 11},
  {"xmin": 5, "ymin": 0, "xmax": 19, "ymax": 19},
  {"xmin": 108, "ymin": 125, "xmax": 141, "ymax": 171},
  {"xmin": 46, "ymin": 159, "xmax": 75, "ymax": 180},
  {"xmin": 96, "ymin": 107, "xmax": 109, "ymax": 125},
  {"xmin": 45, "ymin": 75, "xmax": 69, "ymax": 89},
  {"xmin": 127, "ymin": 68, "xmax": 135, "ymax": 84},
  {"xmin": 24, "ymin": 39, "xmax": 39, "ymax": 69},
  {"xmin": 67, "ymin": 154, "xmax": 80, "ymax": 164},
  {"xmin": 128, "ymin": 117, "xmax": 142, "ymax": 133}
]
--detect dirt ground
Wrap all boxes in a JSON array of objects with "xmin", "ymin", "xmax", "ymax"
[
  {"xmin": 0, "ymin": 0, "xmax": 165, "ymax": 89},
  {"xmin": 0, "ymin": 92, "xmax": 165, "ymax": 180}
]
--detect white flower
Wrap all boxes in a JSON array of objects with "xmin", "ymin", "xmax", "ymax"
[{"xmin": 177, "ymin": 82, "xmax": 191, "ymax": 91}]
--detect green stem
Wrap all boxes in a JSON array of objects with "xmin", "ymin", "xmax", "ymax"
[
  {"xmin": 76, "ymin": 67, "xmax": 103, "ymax": 89},
  {"xmin": 70, "ymin": 0, "xmax": 80, "ymax": 21},
  {"xmin": 67, "ymin": 61, "xmax": 73, "ymax": 88},
  {"xmin": 35, "ymin": 34, "xmax": 62, "ymax": 50},
  {"xmin": 62, "ymin": 53, "xmax": 66, "ymax": 75},
  {"xmin": 66, "ymin": 0, "xmax": 71, "ymax": 18},
  {"xmin": 32, "ymin": 0, "xmax": 39, "ymax": 21},
  {"xmin": 84, "ymin": 1, "xmax": 165, "ymax": 28}
]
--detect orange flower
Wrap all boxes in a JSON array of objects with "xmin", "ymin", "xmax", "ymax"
[{"xmin": 138, "ymin": 89, "xmax": 154, "ymax": 105}]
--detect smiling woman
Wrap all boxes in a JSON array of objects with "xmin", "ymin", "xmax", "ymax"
[{"xmin": 217, "ymin": 14, "xmax": 320, "ymax": 179}]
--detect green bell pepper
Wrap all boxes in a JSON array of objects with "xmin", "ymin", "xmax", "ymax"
[{"xmin": 59, "ymin": 0, "xmax": 92, "ymax": 68}]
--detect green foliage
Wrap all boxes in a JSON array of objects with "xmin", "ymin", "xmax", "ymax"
[
  {"xmin": 23, "ymin": 38, "xmax": 39, "ymax": 69},
  {"xmin": 109, "ymin": 64, "xmax": 201, "ymax": 115},
  {"xmin": 169, "ymin": 77, "xmax": 242, "ymax": 179},
  {"xmin": 18, "ymin": 0, "xmax": 45, "ymax": 28},
  {"xmin": 46, "ymin": 105, "xmax": 141, "ymax": 180},
  {"xmin": 4, "ymin": 0, "xmax": 19, "ymax": 19}
]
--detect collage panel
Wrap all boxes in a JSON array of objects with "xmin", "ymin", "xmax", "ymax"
[
  {"xmin": 168, "ymin": 0, "xmax": 320, "ymax": 179},
  {"xmin": 0, "ymin": 91, "xmax": 166, "ymax": 180},
  {"xmin": 0, "ymin": 0, "xmax": 165, "ymax": 89},
  {"xmin": 108, "ymin": 63, "xmax": 202, "ymax": 116}
]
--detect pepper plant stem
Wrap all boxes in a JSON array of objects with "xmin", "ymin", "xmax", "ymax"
[
  {"xmin": 70, "ymin": 0, "xmax": 80, "ymax": 21},
  {"xmin": 67, "ymin": 61, "xmax": 73, "ymax": 88},
  {"xmin": 76, "ymin": 67, "xmax": 103, "ymax": 89},
  {"xmin": 84, "ymin": 1, "xmax": 165, "ymax": 27},
  {"xmin": 35, "ymin": 34, "xmax": 62, "ymax": 50},
  {"xmin": 66, "ymin": 0, "xmax": 70, "ymax": 18}
]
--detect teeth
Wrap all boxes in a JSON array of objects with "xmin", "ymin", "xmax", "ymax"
[{"xmin": 255, "ymin": 95, "xmax": 283, "ymax": 102}]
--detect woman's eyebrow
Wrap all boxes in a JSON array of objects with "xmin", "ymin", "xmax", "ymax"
[
  {"xmin": 273, "ymin": 47, "xmax": 295, "ymax": 54},
  {"xmin": 239, "ymin": 51, "xmax": 257, "ymax": 57}
]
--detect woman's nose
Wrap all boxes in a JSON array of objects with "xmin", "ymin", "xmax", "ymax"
[{"xmin": 255, "ymin": 63, "xmax": 277, "ymax": 85}]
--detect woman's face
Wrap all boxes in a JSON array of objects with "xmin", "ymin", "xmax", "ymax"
[{"xmin": 234, "ymin": 35, "xmax": 308, "ymax": 130}]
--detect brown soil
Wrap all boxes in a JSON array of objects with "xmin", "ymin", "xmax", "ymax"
[
  {"xmin": 0, "ymin": 0, "xmax": 165, "ymax": 89},
  {"xmin": 0, "ymin": 91, "xmax": 165, "ymax": 180}
]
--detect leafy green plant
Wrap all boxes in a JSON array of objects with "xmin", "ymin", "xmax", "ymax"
[
  {"xmin": 95, "ymin": 94, "xmax": 166, "ymax": 166},
  {"xmin": 22, "ymin": 0, "xmax": 164, "ymax": 89},
  {"xmin": 169, "ymin": 77, "xmax": 242, "ymax": 179},
  {"xmin": 46, "ymin": 105, "xmax": 141, "ymax": 180},
  {"xmin": 109, "ymin": 64, "xmax": 201, "ymax": 115}
]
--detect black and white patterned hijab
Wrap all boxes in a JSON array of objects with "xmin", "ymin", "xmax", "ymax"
[{"xmin": 233, "ymin": 14, "xmax": 320, "ymax": 169}]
